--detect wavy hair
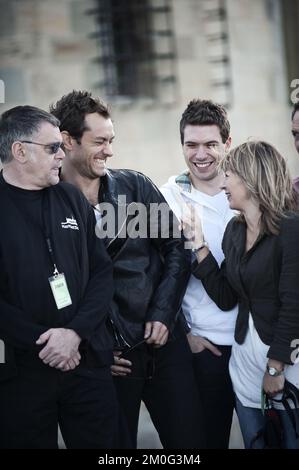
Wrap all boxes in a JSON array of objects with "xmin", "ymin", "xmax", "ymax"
[
  {"xmin": 220, "ymin": 141, "xmax": 298, "ymax": 235},
  {"xmin": 50, "ymin": 90, "xmax": 110, "ymax": 143},
  {"xmin": 180, "ymin": 99, "xmax": 230, "ymax": 144}
]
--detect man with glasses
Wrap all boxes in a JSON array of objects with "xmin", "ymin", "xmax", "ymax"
[
  {"xmin": 51, "ymin": 90, "xmax": 205, "ymax": 449},
  {"xmin": 0, "ymin": 105, "xmax": 118, "ymax": 448}
]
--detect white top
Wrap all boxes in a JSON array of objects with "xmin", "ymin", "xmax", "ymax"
[
  {"xmin": 230, "ymin": 314, "xmax": 299, "ymax": 408},
  {"xmin": 160, "ymin": 175, "xmax": 238, "ymax": 346}
]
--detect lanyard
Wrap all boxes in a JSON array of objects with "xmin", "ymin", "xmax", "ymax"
[
  {"xmin": 41, "ymin": 191, "xmax": 60, "ymax": 276},
  {"xmin": 2, "ymin": 179, "xmax": 60, "ymax": 276}
]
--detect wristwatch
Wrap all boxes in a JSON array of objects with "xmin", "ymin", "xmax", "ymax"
[
  {"xmin": 266, "ymin": 364, "xmax": 284, "ymax": 376},
  {"xmin": 191, "ymin": 241, "xmax": 209, "ymax": 253}
]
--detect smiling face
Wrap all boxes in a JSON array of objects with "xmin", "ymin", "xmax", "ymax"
[
  {"xmin": 68, "ymin": 112, "xmax": 114, "ymax": 179},
  {"xmin": 182, "ymin": 124, "xmax": 229, "ymax": 188},
  {"xmin": 221, "ymin": 170, "xmax": 251, "ymax": 211}
]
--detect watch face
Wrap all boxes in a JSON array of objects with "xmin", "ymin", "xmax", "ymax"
[{"xmin": 267, "ymin": 366, "xmax": 282, "ymax": 376}]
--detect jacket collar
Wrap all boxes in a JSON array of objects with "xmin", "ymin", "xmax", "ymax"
[
  {"xmin": 230, "ymin": 220, "xmax": 246, "ymax": 256},
  {"xmin": 98, "ymin": 170, "xmax": 134, "ymax": 255},
  {"xmin": 229, "ymin": 218, "xmax": 266, "ymax": 258},
  {"xmin": 99, "ymin": 169, "xmax": 119, "ymax": 205}
]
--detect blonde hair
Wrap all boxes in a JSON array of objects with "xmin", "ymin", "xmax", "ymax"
[{"xmin": 220, "ymin": 141, "xmax": 298, "ymax": 235}]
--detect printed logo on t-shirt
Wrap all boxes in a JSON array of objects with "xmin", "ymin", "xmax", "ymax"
[{"xmin": 61, "ymin": 216, "xmax": 79, "ymax": 230}]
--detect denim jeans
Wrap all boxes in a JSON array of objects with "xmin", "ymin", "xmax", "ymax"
[
  {"xmin": 236, "ymin": 396, "xmax": 299, "ymax": 449},
  {"xmin": 279, "ymin": 407, "xmax": 299, "ymax": 449}
]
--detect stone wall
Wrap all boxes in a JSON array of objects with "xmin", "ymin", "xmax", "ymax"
[{"xmin": 0, "ymin": 0, "xmax": 297, "ymax": 183}]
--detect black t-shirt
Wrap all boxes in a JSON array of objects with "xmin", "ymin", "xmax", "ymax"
[{"xmin": 0, "ymin": 173, "xmax": 114, "ymax": 366}]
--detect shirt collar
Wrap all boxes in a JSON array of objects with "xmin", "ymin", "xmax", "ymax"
[{"xmin": 175, "ymin": 170, "xmax": 192, "ymax": 193}]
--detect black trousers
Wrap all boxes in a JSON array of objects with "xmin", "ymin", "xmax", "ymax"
[
  {"xmin": 114, "ymin": 334, "xmax": 206, "ymax": 449},
  {"xmin": 192, "ymin": 344, "xmax": 235, "ymax": 449},
  {"xmin": 0, "ymin": 361, "xmax": 119, "ymax": 449}
]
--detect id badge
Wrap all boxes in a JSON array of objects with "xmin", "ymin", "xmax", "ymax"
[{"xmin": 49, "ymin": 273, "xmax": 72, "ymax": 310}]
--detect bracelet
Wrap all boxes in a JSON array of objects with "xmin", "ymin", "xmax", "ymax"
[{"xmin": 191, "ymin": 241, "xmax": 209, "ymax": 253}]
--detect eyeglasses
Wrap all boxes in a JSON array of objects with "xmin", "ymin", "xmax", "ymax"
[
  {"xmin": 119, "ymin": 337, "xmax": 147, "ymax": 357},
  {"xmin": 20, "ymin": 140, "xmax": 63, "ymax": 155}
]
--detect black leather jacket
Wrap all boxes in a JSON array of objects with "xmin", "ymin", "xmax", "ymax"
[{"xmin": 98, "ymin": 169, "xmax": 191, "ymax": 347}]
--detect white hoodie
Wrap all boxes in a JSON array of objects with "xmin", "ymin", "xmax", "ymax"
[{"xmin": 160, "ymin": 174, "xmax": 237, "ymax": 345}]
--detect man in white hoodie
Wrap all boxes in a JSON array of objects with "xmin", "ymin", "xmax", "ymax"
[{"xmin": 160, "ymin": 99, "xmax": 237, "ymax": 448}]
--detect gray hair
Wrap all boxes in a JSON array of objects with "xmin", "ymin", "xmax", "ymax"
[{"xmin": 0, "ymin": 105, "xmax": 60, "ymax": 163}]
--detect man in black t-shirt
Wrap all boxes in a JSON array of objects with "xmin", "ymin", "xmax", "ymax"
[{"xmin": 0, "ymin": 105, "xmax": 118, "ymax": 449}]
